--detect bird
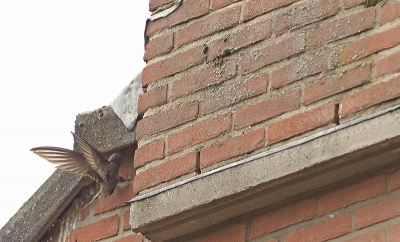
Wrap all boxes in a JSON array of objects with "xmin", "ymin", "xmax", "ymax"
[{"xmin": 31, "ymin": 132, "xmax": 123, "ymax": 209}]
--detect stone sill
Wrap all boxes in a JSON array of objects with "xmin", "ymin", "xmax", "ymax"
[{"xmin": 129, "ymin": 105, "xmax": 400, "ymax": 241}]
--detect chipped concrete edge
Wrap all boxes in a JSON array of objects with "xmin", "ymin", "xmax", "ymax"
[{"xmin": 130, "ymin": 105, "xmax": 400, "ymax": 241}]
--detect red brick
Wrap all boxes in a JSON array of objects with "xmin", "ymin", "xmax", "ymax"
[
  {"xmin": 144, "ymin": 33, "xmax": 174, "ymax": 61},
  {"xmin": 344, "ymin": 0, "xmax": 366, "ymax": 9},
  {"xmin": 138, "ymin": 85, "xmax": 167, "ymax": 115},
  {"xmin": 134, "ymin": 140, "xmax": 165, "ymax": 168},
  {"xmin": 309, "ymin": 8, "xmax": 375, "ymax": 50},
  {"xmin": 355, "ymin": 194, "xmax": 400, "ymax": 229},
  {"xmin": 201, "ymin": 224, "xmax": 246, "ymax": 242},
  {"xmin": 168, "ymin": 113, "xmax": 232, "ymax": 154},
  {"xmin": 347, "ymin": 230, "xmax": 385, "ymax": 242},
  {"xmin": 114, "ymin": 234, "xmax": 144, "ymax": 242},
  {"xmin": 200, "ymin": 128, "xmax": 265, "ymax": 168},
  {"xmin": 207, "ymin": 19, "xmax": 272, "ymax": 60},
  {"xmin": 149, "ymin": 0, "xmax": 175, "ymax": 11},
  {"xmin": 268, "ymin": 103, "xmax": 336, "ymax": 144},
  {"xmin": 391, "ymin": 169, "xmax": 400, "ymax": 191},
  {"xmin": 319, "ymin": 175, "xmax": 385, "ymax": 215},
  {"xmin": 177, "ymin": 6, "xmax": 241, "ymax": 47},
  {"xmin": 235, "ymin": 89, "xmax": 301, "ymax": 130},
  {"xmin": 275, "ymin": 0, "xmax": 340, "ymax": 35},
  {"xmin": 142, "ymin": 46, "xmax": 204, "ymax": 86},
  {"xmin": 211, "ymin": 0, "xmax": 240, "ymax": 10},
  {"xmin": 123, "ymin": 209, "xmax": 130, "ymax": 231},
  {"xmin": 133, "ymin": 152, "xmax": 198, "ymax": 193},
  {"xmin": 79, "ymin": 205, "xmax": 89, "ymax": 221},
  {"xmin": 68, "ymin": 215, "xmax": 119, "ymax": 241},
  {"xmin": 118, "ymin": 157, "xmax": 130, "ymax": 181},
  {"xmin": 202, "ymin": 73, "xmax": 268, "ymax": 114},
  {"xmin": 342, "ymin": 25, "xmax": 400, "ymax": 63},
  {"xmin": 284, "ymin": 213, "xmax": 351, "ymax": 242},
  {"xmin": 243, "ymin": 0, "xmax": 299, "ymax": 21},
  {"xmin": 241, "ymin": 34, "xmax": 305, "ymax": 75},
  {"xmin": 146, "ymin": 0, "xmax": 210, "ymax": 36},
  {"xmin": 270, "ymin": 48, "xmax": 337, "ymax": 88},
  {"xmin": 172, "ymin": 59, "xmax": 237, "ymax": 99},
  {"xmin": 265, "ymin": 240, "xmax": 279, "ymax": 242},
  {"xmin": 136, "ymin": 102, "xmax": 198, "ymax": 139},
  {"xmin": 339, "ymin": 75, "xmax": 400, "ymax": 118},
  {"xmin": 250, "ymin": 199, "xmax": 315, "ymax": 239},
  {"xmin": 376, "ymin": 51, "xmax": 400, "ymax": 78},
  {"xmin": 391, "ymin": 223, "xmax": 400, "ymax": 242},
  {"xmin": 305, "ymin": 63, "xmax": 371, "ymax": 105},
  {"xmin": 94, "ymin": 184, "xmax": 134, "ymax": 214},
  {"xmin": 379, "ymin": 1, "xmax": 400, "ymax": 25}
]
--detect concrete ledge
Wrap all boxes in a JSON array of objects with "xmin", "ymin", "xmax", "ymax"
[
  {"xmin": 75, "ymin": 106, "xmax": 136, "ymax": 153},
  {"xmin": 130, "ymin": 105, "xmax": 400, "ymax": 241}
]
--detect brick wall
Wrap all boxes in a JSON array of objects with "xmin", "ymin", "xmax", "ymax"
[
  {"xmin": 136, "ymin": 0, "xmax": 400, "ymax": 195},
  {"xmin": 39, "ymin": 0, "xmax": 400, "ymax": 241},
  {"xmin": 191, "ymin": 169, "xmax": 400, "ymax": 241}
]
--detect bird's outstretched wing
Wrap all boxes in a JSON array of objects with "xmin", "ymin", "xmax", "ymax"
[
  {"xmin": 71, "ymin": 132, "xmax": 110, "ymax": 180},
  {"xmin": 30, "ymin": 146, "xmax": 103, "ymax": 183}
]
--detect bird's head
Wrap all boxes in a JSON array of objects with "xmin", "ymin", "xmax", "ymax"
[{"xmin": 109, "ymin": 151, "xmax": 122, "ymax": 165}]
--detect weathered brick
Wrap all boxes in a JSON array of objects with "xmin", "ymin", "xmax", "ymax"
[
  {"xmin": 235, "ymin": 88, "xmax": 300, "ymax": 130},
  {"xmin": 122, "ymin": 209, "xmax": 130, "ymax": 231},
  {"xmin": 268, "ymin": 103, "xmax": 336, "ymax": 144},
  {"xmin": 144, "ymin": 33, "xmax": 174, "ymax": 61},
  {"xmin": 275, "ymin": 0, "xmax": 340, "ymax": 35},
  {"xmin": 241, "ymin": 34, "xmax": 305, "ymax": 75},
  {"xmin": 146, "ymin": 0, "xmax": 210, "ymax": 36},
  {"xmin": 355, "ymin": 194, "xmax": 400, "ymax": 229},
  {"xmin": 201, "ymin": 224, "xmax": 246, "ymax": 242},
  {"xmin": 391, "ymin": 169, "xmax": 400, "ymax": 191},
  {"xmin": 284, "ymin": 214, "xmax": 351, "ymax": 242},
  {"xmin": 207, "ymin": 19, "xmax": 272, "ymax": 60},
  {"xmin": 211, "ymin": 0, "xmax": 240, "ymax": 10},
  {"xmin": 344, "ymin": 0, "xmax": 366, "ymax": 9},
  {"xmin": 138, "ymin": 85, "xmax": 167, "ymax": 115},
  {"xmin": 94, "ymin": 184, "xmax": 134, "ymax": 215},
  {"xmin": 342, "ymin": 25, "xmax": 400, "ymax": 63},
  {"xmin": 68, "ymin": 215, "xmax": 119, "ymax": 241},
  {"xmin": 133, "ymin": 152, "xmax": 198, "ymax": 193},
  {"xmin": 309, "ymin": 8, "xmax": 376, "ymax": 50},
  {"xmin": 243, "ymin": 0, "xmax": 299, "ymax": 21},
  {"xmin": 376, "ymin": 51, "xmax": 400, "ymax": 78},
  {"xmin": 250, "ymin": 199, "xmax": 315, "ymax": 239},
  {"xmin": 79, "ymin": 206, "xmax": 89, "ymax": 221},
  {"xmin": 172, "ymin": 59, "xmax": 237, "ymax": 99},
  {"xmin": 136, "ymin": 102, "xmax": 198, "ymax": 139},
  {"xmin": 304, "ymin": 63, "xmax": 371, "ymax": 105},
  {"xmin": 134, "ymin": 140, "xmax": 165, "ymax": 168},
  {"xmin": 339, "ymin": 75, "xmax": 400, "ymax": 118},
  {"xmin": 347, "ymin": 230, "xmax": 386, "ymax": 242},
  {"xmin": 149, "ymin": 0, "xmax": 175, "ymax": 11},
  {"xmin": 391, "ymin": 223, "xmax": 400, "ymax": 242},
  {"xmin": 142, "ymin": 46, "xmax": 204, "ymax": 86},
  {"xmin": 114, "ymin": 234, "xmax": 144, "ymax": 242},
  {"xmin": 270, "ymin": 48, "xmax": 337, "ymax": 88},
  {"xmin": 177, "ymin": 6, "xmax": 241, "ymax": 47},
  {"xmin": 379, "ymin": 1, "xmax": 400, "ymax": 24},
  {"xmin": 203, "ymin": 73, "xmax": 268, "ymax": 114},
  {"xmin": 200, "ymin": 128, "xmax": 265, "ymax": 168},
  {"xmin": 319, "ymin": 175, "xmax": 385, "ymax": 215},
  {"xmin": 168, "ymin": 113, "xmax": 232, "ymax": 154},
  {"xmin": 118, "ymin": 157, "xmax": 130, "ymax": 181}
]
